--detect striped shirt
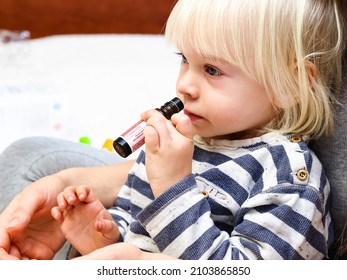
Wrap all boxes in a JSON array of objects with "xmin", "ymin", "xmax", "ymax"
[{"xmin": 109, "ymin": 132, "xmax": 333, "ymax": 259}]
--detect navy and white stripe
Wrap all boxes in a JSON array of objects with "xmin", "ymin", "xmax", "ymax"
[{"xmin": 108, "ymin": 132, "xmax": 333, "ymax": 259}]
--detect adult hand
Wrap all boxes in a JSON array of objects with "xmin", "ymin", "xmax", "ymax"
[
  {"xmin": 0, "ymin": 175, "xmax": 66, "ymax": 259},
  {"xmin": 142, "ymin": 109, "xmax": 194, "ymax": 197}
]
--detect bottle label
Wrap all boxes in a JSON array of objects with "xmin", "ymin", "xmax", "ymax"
[{"xmin": 121, "ymin": 119, "xmax": 146, "ymax": 152}]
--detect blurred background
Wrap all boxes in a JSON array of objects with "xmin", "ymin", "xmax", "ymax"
[
  {"xmin": 0, "ymin": 0, "xmax": 174, "ymax": 38},
  {"xmin": 0, "ymin": 0, "xmax": 179, "ymax": 158}
]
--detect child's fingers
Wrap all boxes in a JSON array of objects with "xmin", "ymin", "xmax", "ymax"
[
  {"xmin": 171, "ymin": 113, "xmax": 193, "ymax": 139},
  {"xmin": 141, "ymin": 109, "xmax": 163, "ymax": 122},
  {"xmin": 144, "ymin": 124, "xmax": 160, "ymax": 153},
  {"xmin": 145, "ymin": 116, "xmax": 172, "ymax": 146}
]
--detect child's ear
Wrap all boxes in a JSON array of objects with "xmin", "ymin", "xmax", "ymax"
[
  {"xmin": 304, "ymin": 60, "xmax": 318, "ymax": 88},
  {"xmin": 274, "ymin": 60, "xmax": 318, "ymax": 109},
  {"xmin": 291, "ymin": 60, "xmax": 318, "ymax": 88}
]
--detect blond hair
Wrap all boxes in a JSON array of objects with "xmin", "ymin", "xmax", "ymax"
[{"xmin": 165, "ymin": 0, "xmax": 345, "ymax": 139}]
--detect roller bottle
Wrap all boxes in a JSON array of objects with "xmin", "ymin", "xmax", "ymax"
[{"xmin": 113, "ymin": 97, "xmax": 184, "ymax": 158}]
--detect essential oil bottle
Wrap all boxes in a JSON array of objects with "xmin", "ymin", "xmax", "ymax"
[{"xmin": 113, "ymin": 97, "xmax": 184, "ymax": 158}]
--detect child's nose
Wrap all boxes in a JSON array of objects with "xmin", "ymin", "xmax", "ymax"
[{"xmin": 176, "ymin": 71, "xmax": 199, "ymax": 99}]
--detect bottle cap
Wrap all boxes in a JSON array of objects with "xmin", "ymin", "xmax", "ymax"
[
  {"xmin": 158, "ymin": 97, "xmax": 184, "ymax": 119},
  {"xmin": 113, "ymin": 137, "xmax": 132, "ymax": 158},
  {"xmin": 171, "ymin": 97, "xmax": 184, "ymax": 112}
]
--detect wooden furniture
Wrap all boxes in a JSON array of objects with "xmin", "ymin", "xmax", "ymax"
[{"xmin": 0, "ymin": 0, "xmax": 176, "ymax": 38}]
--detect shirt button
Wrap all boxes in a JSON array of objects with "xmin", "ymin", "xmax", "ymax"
[
  {"xmin": 201, "ymin": 191, "xmax": 209, "ymax": 198},
  {"xmin": 296, "ymin": 169, "xmax": 309, "ymax": 181},
  {"xmin": 290, "ymin": 136, "xmax": 303, "ymax": 143}
]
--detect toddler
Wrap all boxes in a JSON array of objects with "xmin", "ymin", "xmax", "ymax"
[{"xmin": 52, "ymin": 0, "xmax": 345, "ymax": 260}]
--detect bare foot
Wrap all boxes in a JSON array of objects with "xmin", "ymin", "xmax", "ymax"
[{"xmin": 51, "ymin": 185, "xmax": 119, "ymax": 255}]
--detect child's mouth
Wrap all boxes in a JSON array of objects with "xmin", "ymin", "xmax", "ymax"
[{"xmin": 184, "ymin": 109, "xmax": 203, "ymax": 122}]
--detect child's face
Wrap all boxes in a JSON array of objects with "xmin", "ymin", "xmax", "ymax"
[{"xmin": 176, "ymin": 50, "xmax": 277, "ymax": 140}]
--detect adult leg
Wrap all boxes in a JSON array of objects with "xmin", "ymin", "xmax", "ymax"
[
  {"xmin": 0, "ymin": 136, "xmax": 123, "ymax": 212},
  {"xmin": 0, "ymin": 136, "xmax": 123, "ymax": 259}
]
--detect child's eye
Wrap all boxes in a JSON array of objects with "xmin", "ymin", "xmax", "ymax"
[
  {"xmin": 176, "ymin": 52, "xmax": 188, "ymax": 64},
  {"xmin": 206, "ymin": 66, "xmax": 221, "ymax": 76}
]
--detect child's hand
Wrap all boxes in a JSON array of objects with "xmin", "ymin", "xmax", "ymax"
[{"xmin": 142, "ymin": 109, "xmax": 194, "ymax": 198}]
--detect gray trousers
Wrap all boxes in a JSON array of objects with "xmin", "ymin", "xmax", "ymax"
[{"xmin": 0, "ymin": 136, "xmax": 123, "ymax": 259}]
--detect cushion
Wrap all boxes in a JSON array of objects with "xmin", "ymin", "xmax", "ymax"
[{"xmin": 312, "ymin": 51, "xmax": 347, "ymax": 258}]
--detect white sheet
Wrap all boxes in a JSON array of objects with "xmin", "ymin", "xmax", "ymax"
[{"xmin": 0, "ymin": 34, "xmax": 180, "ymax": 157}]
